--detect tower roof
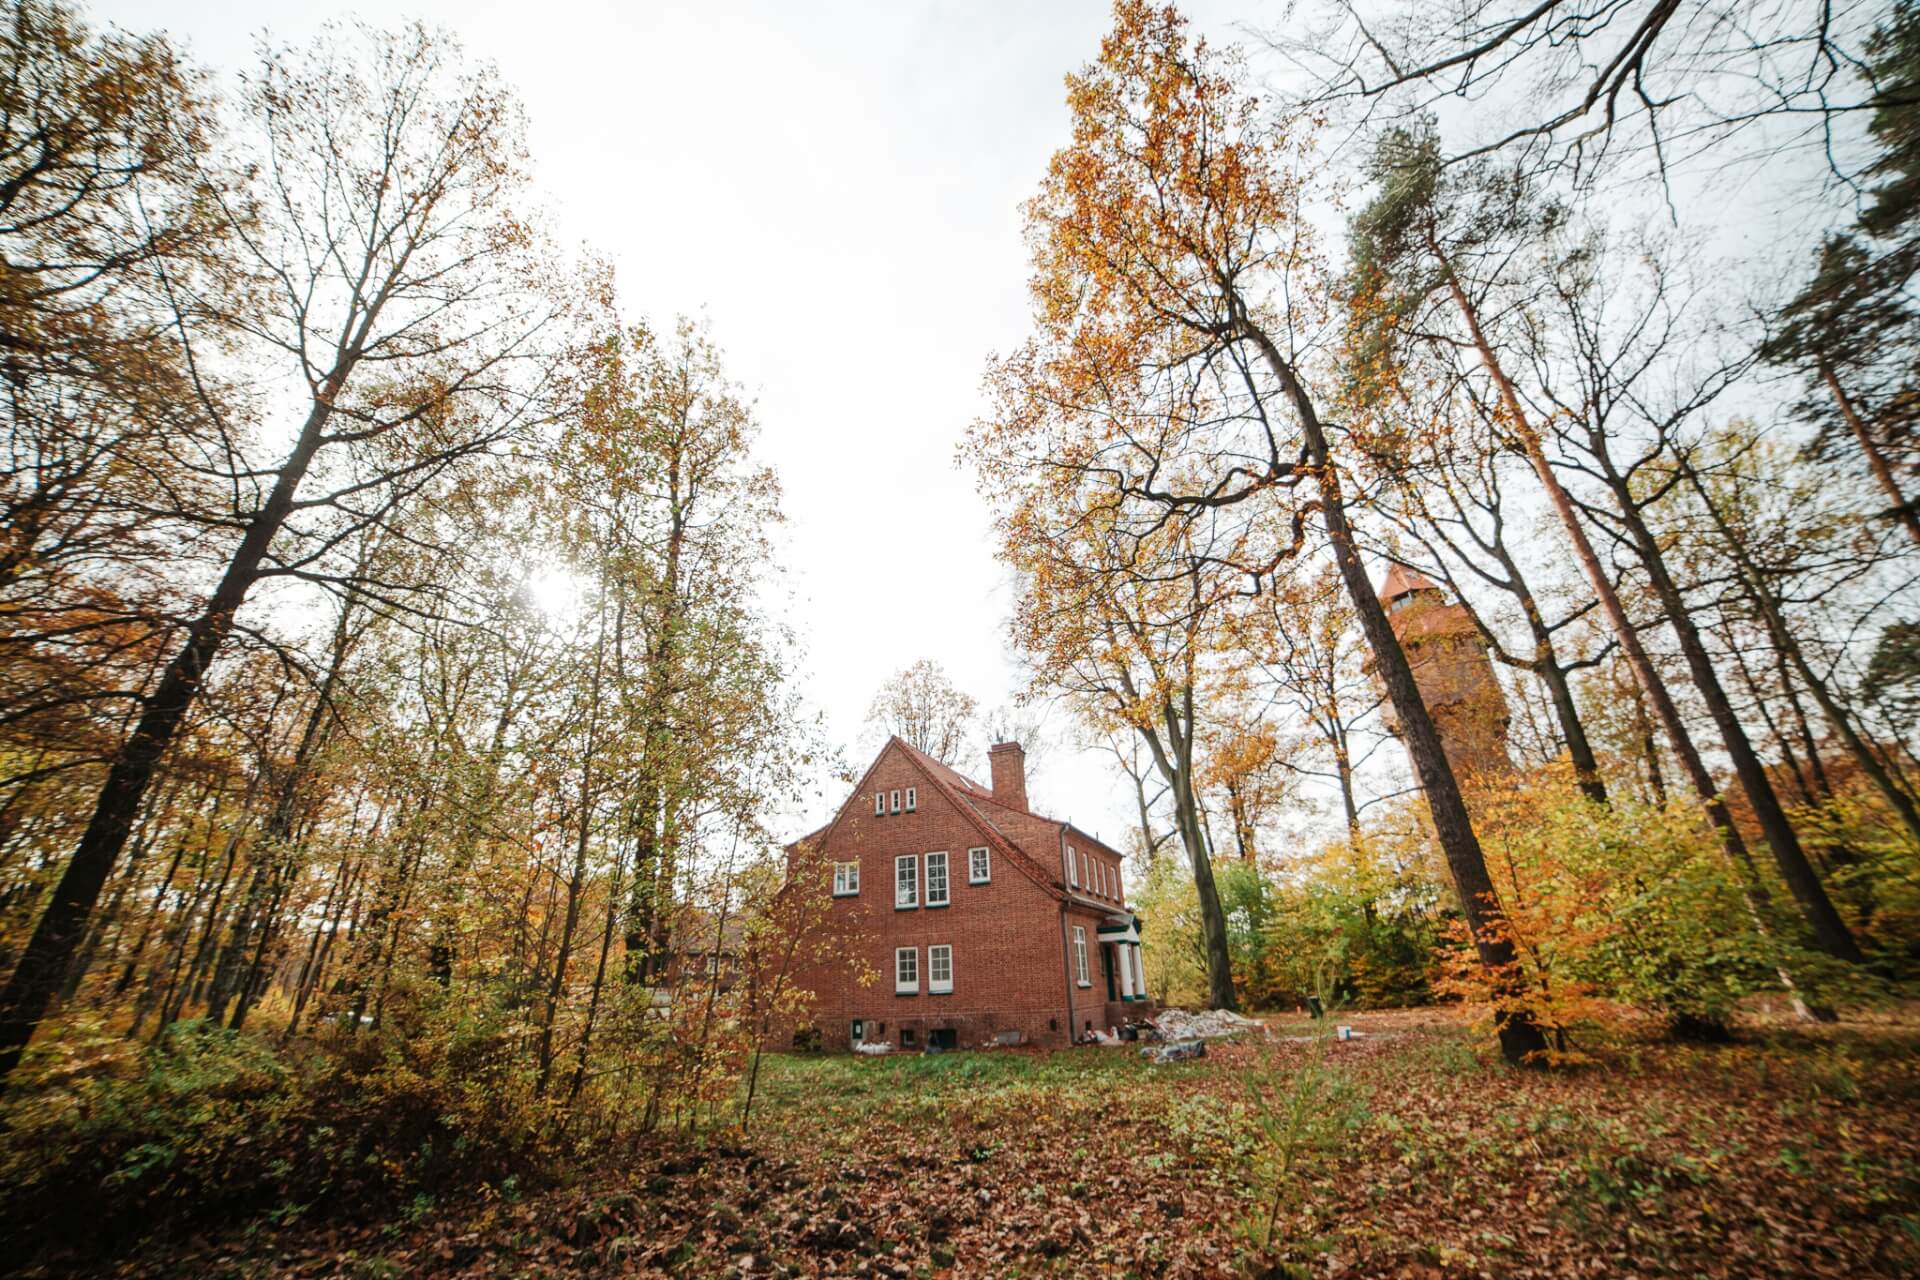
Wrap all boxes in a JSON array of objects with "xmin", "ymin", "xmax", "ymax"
[{"xmin": 1379, "ymin": 563, "xmax": 1442, "ymax": 602}]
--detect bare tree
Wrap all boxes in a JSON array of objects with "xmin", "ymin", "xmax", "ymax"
[
  {"xmin": 864, "ymin": 659, "xmax": 979, "ymax": 763},
  {"xmin": 0, "ymin": 22, "xmax": 564, "ymax": 1084}
]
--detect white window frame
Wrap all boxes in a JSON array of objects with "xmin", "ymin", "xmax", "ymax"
[
  {"xmin": 890, "ymin": 789, "xmax": 901, "ymax": 814},
  {"xmin": 832, "ymin": 861, "xmax": 860, "ymax": 896},
  {"xmin": 1095, "ymin": 861, "xmax": 1105, "ymax": 897},
  {"xmin": 895, "ymin": 853, "xmax": 918, "ymax": 908},
  {"xmin": 1072, "ymin": 926, "xmax": 1090, "ymax": 986},
  {"xmin": 968, "ymin": 846, "xmax": 991, "ymax": 884},
  {"xmin": 874, "ymin": 792, "xmax": 885, "ymax": 816},
  {"xmin": 925, "ymin": 850, "xmax": 950, "ymax": 906},
  {"xmin": 928, "ymin": 944, "xmax": 953, "ymax": 994},
  {"xmin": 905, "ymin": 786, "xmax": 917, "ymax": 812},
  {"xmin": 895, "ymin": 946, "xmax": 918, "ymax": 994},
  {"xmin": 1066, "ymin": 845, "xmax": 1079, "ymax": 887}
]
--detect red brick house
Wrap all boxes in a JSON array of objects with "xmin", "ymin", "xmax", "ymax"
[{"xmin": 782, "ymin": 737, "xmax": 1150, "ymax": 1051}]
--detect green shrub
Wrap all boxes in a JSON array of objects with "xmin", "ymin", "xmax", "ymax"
[{"xmin": 0, "ymin": 1000, "xmax": 560, "ymax": 1265}]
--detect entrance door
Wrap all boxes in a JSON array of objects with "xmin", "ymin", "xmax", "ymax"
[{"xmin": 1103, "ymin": 944, "xmax": 1117, "ymax": 1001}]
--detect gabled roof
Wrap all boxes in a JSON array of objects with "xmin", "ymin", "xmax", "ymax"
[
  {"xmin": 888, "ymin": 737, "xmax": 1066, "ymax": 902},
  {"xmin": 791, "ymin": 737, "xmax": 1132, "ymax": 906},
  {"xmin": 1379, "ymin": 563, "xmax": 1442, "ymax": 602}
]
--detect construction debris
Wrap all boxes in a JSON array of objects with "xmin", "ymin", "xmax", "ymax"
[
  {"xmin": 1150, "ymin": 1007, "xmax": 1268, "ymax": 1040},
  {"xmin": 1141, "ymin": 1039, "xmax": 1207, "ymax": 1063}
]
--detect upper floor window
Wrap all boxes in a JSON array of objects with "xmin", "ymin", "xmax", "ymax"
[
  {"xmin": 874, "ymin": 792, "xmax": 885, "ymax": 816},
  {"xmin": 905, "ymin": 786, "xmax": 917, "ymax": 812},
  {"xmin": 833, "ymin": 862, "xmax": 860, "ymax": 896},
  {"xmin": 1066, "ymin": 845, "xmax": 1079, "ymax": 888},
  {"xmin": 925, "ymin": 851, "xmax": 950, "ymax": 906},
  {"xmin": 1072, "ymin": 926, "xmax": 1090, "ymax": 986},
  {"xmin": 968, "ymin": 846, "xmax": 991, "ymax": 884},
  {"xmin": 895, "ymin": 854, "xmax": 918, "ymax": 909},
  {"xmin": 890, "ymin": 789, "xmax": 902, "ymax": 814},
  {"xmin": 895, "ymin": 946, "xmax": 918, "ymax": 994},
  {"xmin": 928, "ymin": 944, "xmax": 953, "ymax": 994}
]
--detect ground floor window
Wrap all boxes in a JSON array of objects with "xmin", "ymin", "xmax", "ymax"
[{"xmin": 1072, "ymin": 926, "xmax": 1090, "ymax": 986}]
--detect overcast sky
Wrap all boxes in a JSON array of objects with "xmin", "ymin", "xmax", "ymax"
[
  {"xmin": 100, "ymin": 0, "xmax": 1860, "ymax": 854},
  {"xmin": 98, "ymin": 1, "xmax": 1268, "ymax": 845}
]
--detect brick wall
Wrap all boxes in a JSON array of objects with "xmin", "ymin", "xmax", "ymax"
[{"xmin": 779, "ymin": 740, "xmax": 1134, "ymax": 1051}]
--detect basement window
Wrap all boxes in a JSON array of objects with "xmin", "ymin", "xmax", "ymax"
[{"xmin": 901, "ymin": 1027, "xmax": 917, "ymax": 1049}]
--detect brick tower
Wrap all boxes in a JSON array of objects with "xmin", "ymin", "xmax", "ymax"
[{"xmin": 1377, "ymin": 565, "xmax": 1514, "ymax": 780}]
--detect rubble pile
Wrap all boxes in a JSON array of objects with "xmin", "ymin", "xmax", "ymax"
[{"xmin": 1150, "ymin": 1007, "xmax": 1268, "ymax": 1040}]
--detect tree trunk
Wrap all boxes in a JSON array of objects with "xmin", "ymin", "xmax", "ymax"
[
  {"xmin": 1587, "ymin": 439, "xmax": 1864, "ymax": 962},
  {"xmin": 537, "ymin": 609, "xmax": 607, "ymax": 1097},
  {"xmin": 1134, "ymin": 684, "xmax": 1237, "ymax": 1012},
  {"xmin": 1681, "ymin": 460, "xmax": 1920, "ymax": 849},
  {"xmin": 1239, "ymin": 312, "xmax": 1547, "ymax": 1064},
  {"xmin": 0, "ymin": 378, "xmax": 344, "ymax": 1086},
  {"xmin": 1437, "ymin": 264, "xmax": 1764, "ymax": 882},
  {"xmin": 1820, "ymin": 358, "xmax": 1920, "ymax": 547}
]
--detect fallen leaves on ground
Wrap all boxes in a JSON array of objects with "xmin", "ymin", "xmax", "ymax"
[{"xmin": 38, "ymin": 1005, "xmax": 1920, "ymax": 1279}]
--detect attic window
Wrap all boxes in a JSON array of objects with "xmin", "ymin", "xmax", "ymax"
[
  {"xmin": 874, "ymin": 792, "xmax": 885, "ymax": 816},
  {"xmin": 905, "ymin": 786, "xmax": 917, "ymax": 812},
  {"xmin": 968, "ymin": 846, "xmax": 990, "ymax": 884},
  {"xmin": 890, "ymin": 789, "xmax": 902, "ymax": 814}
]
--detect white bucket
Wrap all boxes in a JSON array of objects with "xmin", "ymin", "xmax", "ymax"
[{"xmin": 1336, "ymin": 1025, "xmax": 1352, "ymax": 1040}]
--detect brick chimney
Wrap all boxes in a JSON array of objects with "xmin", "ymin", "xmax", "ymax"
[{"xmin": 988, "ymin": 741, "xmax": 1028, "ymax": 811}]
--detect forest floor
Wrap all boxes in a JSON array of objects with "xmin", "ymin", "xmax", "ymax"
[{"xmin": 47, "ymin": 1005, "xmax": 1920, "ymax": 1279}]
